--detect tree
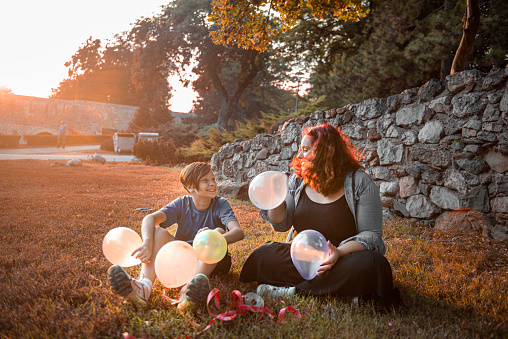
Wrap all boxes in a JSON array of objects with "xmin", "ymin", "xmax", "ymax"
[
  {"xmin": 191, "ymin": 51, "xmax": 295, "ymax": 123},
  {"xmin": 209, "ymin": 0, "xmax": 369, "ymax": 51},
  {"xmin": 450, "ymin": 0, "xmax": 480, "ymax": 74},
  {"xmin": 0, "ymin": 86, "xmax": 12, "ymax": 94},
  {"xmin": 468, "ymin": 0, "xmax": 508, "ymax": 70},
  {"xmin": 51, "ymin": 36, "xmax": 141, "ymax": 106},
  {"xmin": 275, "ymin": 0, "xmax": 507, "ymax": 109},
  {"xmin": 129, "ymin": 0, "xmax": 268, "ymax": 130},
  {"xmin": 128, "ymin": 32, "xmax": 174, "ymax": 130}
]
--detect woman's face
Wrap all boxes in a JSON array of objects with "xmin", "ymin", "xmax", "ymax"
[{"xmin": 297, "ymin": 135, "xmax": 313, "ymax": 160}]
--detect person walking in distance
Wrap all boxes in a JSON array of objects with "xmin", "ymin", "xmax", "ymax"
[{"xmin": 57, "ymin": 121, "xmax": 67, "ymax": 148}]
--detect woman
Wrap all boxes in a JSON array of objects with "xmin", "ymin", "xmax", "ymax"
[{"xmin": 239, "ymin": 123, "xmax": 399, "ymax": 305}]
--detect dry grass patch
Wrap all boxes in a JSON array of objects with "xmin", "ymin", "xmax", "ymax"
[{"xmin": 0, "ymin": 160, "xmax": 506, "ymax": 338}]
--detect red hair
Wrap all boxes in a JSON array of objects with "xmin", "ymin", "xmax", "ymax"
[{"xmin": 290, "ymin": 123, "xmax": 363, "ymax": 196}]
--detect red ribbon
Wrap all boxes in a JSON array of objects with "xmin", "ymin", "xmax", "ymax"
[{"xmin": 122, "ymin": 288, "xmax": 308, "ymax": 339}]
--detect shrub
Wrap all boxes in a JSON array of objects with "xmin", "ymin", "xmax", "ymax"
[
  {"xmin": 180, "ymin": 127, "xmax": 235, "ymax": 161},
  {"xmin": 133, "ymin": 139, "xmax": 180, "ymax": 165},
  {"xmin": 155, "ymin": 122, "xmax": 202, "ymax": 148}
]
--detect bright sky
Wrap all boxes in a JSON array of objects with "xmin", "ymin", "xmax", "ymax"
[{"xmin": 0, "ymin": 0, "xmax": 197, "ymax": 112}]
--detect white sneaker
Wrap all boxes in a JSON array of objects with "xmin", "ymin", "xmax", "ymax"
[
  {"xmin": 107, "ymin": 265, "xmax": 151, "ymax": 308},
  {"xmin": 256, "ymin": 284, "xmax": 296, "ymax": 298}
]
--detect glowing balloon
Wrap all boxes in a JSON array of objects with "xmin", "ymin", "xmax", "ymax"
[
  {"xmin": 155, "ymin": 241, "xmax": 198, "ymax": 288},
  {"xmin": 290, "ymin": 230, "xmax": 330, "ymax": 280},
  {"xmin": 248, "ymin": 171, "xmax": 287, "ymax": 210},
  {"xmin": 102, "ymin": 227, "xmax": 143, "ymax": 267},
  {"xmin": 193, "ymin": 230, "xmax": 227, "ymax": 264}
]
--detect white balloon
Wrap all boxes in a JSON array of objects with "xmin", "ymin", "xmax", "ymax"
[
  {"xmin": 155, "ymin": 241, "xmax": 198, "ymax": 288},
  {"xmin": 290, "ymin": 230, "xmax": 329, "ymax": 280},
  {"xmin": 248, "ymin": 171, "xmax": 287, "ymax": 210},
  {"xmin": 102, "ymin": 227, "xmax": 142, "ymax": 267}
]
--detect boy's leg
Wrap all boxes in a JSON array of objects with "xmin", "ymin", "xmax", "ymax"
[
  {"xmin": 177, "ymin": 261, "xmax": 217, "ymax": 311},
  {"xmin": 108, "ymin": 226, "xmax": 175, "ymax": 306},
  {"xmin": 139, "ymin": 226, "xmax": 175, "ymax": 282}
]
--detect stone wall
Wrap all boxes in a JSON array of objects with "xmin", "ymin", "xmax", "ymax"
[
  {"xmin": 0, "ymin": 94, "xmax": 138, "ymax": 135},
  {"xmin": 212, "ymin": 67, "xmax": 508, "ymax": 239}
]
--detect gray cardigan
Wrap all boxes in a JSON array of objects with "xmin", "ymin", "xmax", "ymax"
[{"xmin": 259, "ymin": 170, "xmax": 386, "ymax": 255}]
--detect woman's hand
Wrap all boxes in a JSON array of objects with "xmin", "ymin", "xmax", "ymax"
[
  {"xmin": 317, "ymin": 241, "xmax": 341, "ymax": 275},
  {"xmin": 131, "ymin": 240, "xmax": 153, "ymax": 264}
]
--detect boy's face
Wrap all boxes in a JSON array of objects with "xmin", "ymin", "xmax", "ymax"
[{"xmin": 189, "ymin": 170, "xmax": 217, "ymax": 199}]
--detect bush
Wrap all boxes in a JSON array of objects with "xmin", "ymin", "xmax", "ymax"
[
  {"xmin": 155, "ymin": 122, "xmax": 202, "ymax": 148},
  {"xmin": 133, "ymin": 139, "xmax": 180, "ymax": 165},
  {"xmin": 180, "ymin": 127, "xmax": 235, "ymax": 161}
]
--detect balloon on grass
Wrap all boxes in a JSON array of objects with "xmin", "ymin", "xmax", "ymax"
[
  {"xmin": 193, "ymin": 229, "xmax": 227, "ymax": 264},
  {"xmin": 155, "ymin": 241, "xmax": 198, "ymax": 288},
  {"xmin": 102, "ymin": 227, "xmax": 142, "ymax": 267},
  {"xmin": 290, "ymin": 230, "xmax": 329, "ymax": 280},
  {"xmin": 248, "ymin": 171, "xmax": 287, "ymax": 210}
]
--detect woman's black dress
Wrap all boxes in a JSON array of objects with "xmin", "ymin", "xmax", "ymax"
[{"xmin": 239, "ymin": 190, "xmax": 398, "ymax": 303}]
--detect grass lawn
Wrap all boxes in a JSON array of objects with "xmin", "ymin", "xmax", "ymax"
[{"xmin": 0, "ymin": 160, "xmax": 506, "ymax": 338}]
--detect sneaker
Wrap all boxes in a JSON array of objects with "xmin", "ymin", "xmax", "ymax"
[
  {"xmin": 107, "ymin": 265, "xmax": 150, "ymax": 308},
  {"xmin": 256, "ymin": 284, "xmax": 296, "ymax": 298},
  {"xmin": 177, "ymin": 273, "xmax": 210, "ymax": 311}
]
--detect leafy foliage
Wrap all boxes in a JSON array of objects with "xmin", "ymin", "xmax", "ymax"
[
  {"xmin": 154, "ymin": 121, "xmax": 203, "ymax": 149},
  {"xmin": 51, "ymin": 36, "xmax": 141, "ymax": 106},
  {"xmin": 209, "ymin": 0, "xmax": 369, "ymax": 50},
  {"xmin": 279, "ymin": 0, "xmax": 508, "ymax": 108},
  {"xmin": 129, "ymin": 0, "xmax": 270, "ymax": 130},
  {"xmin": 132, "ymin": 139, "xmax": 180, "ymax": 165},
  {"xmin": 181, "ymin": 99, "xmax": 321, "ymax": 160},
  {"xmin": 181, "ymin": 126, "xmax": 236, "ymax": 160}
]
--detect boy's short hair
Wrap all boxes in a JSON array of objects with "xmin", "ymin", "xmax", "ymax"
[{"xmin": 180, "ymin": 162, "xmax": 212, "ymax": 192}]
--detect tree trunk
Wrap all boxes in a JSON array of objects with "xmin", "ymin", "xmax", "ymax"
[
  {"xmin": 211, "ymin": 49, "xmax": 260, "ymax": 131},
  {"xmin": 216, "ymin": 97, "xmax": 230, "ymax": 131},
  {"xmin": 450, "ymin": 0, "xmax": 480, "ymax": 75}
]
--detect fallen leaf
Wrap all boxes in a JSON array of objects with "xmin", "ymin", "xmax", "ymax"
[{"xmin": 461, "ymin": 321, "xmax": 472, "ymax": 330}]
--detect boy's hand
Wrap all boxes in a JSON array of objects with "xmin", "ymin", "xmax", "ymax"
[
  {"xmin": 196, "ymin": 227, "xmax": 209, "ymax": 235},
  {"xmin": 132, "ymin": 240, "xmax": 153, "ymax": 264},
  {"xmin": 197, "ymin": 227, "xmax": 225, "ymax": 234}
]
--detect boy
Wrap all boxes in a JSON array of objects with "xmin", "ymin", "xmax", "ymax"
[{"xmin": 108, "ymin": 162, "xmax": 244, "ymax": 310}]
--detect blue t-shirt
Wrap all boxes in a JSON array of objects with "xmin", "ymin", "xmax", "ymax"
[{"xmin": 159, "ymin": 195, "xmax": 238, "ymax": 243}]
